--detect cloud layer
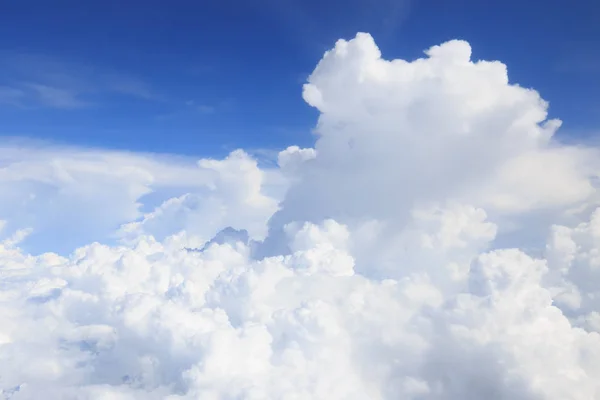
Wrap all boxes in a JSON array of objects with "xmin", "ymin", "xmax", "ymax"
[{"xmin": 2, "ymin": 33, "xmax": 600, "ymax": 399}]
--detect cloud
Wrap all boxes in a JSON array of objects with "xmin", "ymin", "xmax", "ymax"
[
  {"xmin": 104, "ymin": 75, "xmax": 162, "ymax": 101},
  {"xmin": 0, "ymin": 86, "xmax": 26, "ymax": 107},
  {"xmin": 23, "ymin": 83, "xmax": 88, "ymax": 109},
  {"xmin": 263, "ymin": 33, "xmax": 599, "ymax": 257},
  {"xmin": 117, "ymin": 150, "xmax": 280, "ymax": 244},
  {"xmin": 183, "ymin": 99, "xmax": 235, "ymax": 115},
  {"xmin": 2, "ymin": 33, "xmax": 600, "ymax": 399},
  {"xmin": 197, "ymin": 105, "xmax": 216, "ymax": 114},
  {"xmin": 0, "ymin": 54, "xmax": 162, "ymax": 109},
  {"xmin": 2, "ymin": 209, "xmax": 600, "ymax": 399},
  {"xmin": 0, "ymin": 143, "xmax": 284, "ymax": 255}
]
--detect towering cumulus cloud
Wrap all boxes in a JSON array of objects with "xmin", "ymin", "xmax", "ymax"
[{"xmin": 2, "ymin": 33, "xmax": 600, "ymax": 399}]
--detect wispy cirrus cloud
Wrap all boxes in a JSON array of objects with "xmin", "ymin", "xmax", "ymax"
[
  {"xmin": 185, "ymin": 100, "xmax": 216, "ymax": 114},
  {"xmin": 103, "ymin": 73, "xmax": 165, "ymax": 101},
  {"xmin": 0, "ymin": 53, "xmax": 162, "ymax": 109},
  {"xmin": 155, "ymin": 98, "xmax": 233, "ymax": 122},
  {"xmin": 0, "ymin": 86, "xmax": 26, "ymax": 107},
  {"xmin": 22, "ymin": 83, "xmax": 88, "ymax": 109}
]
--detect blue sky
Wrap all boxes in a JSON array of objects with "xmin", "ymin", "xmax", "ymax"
[{"xmin": 1, "ymin": 0, "xmax": 598, "ymax": 157}]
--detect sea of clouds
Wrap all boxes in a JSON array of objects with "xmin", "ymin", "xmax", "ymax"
[{"xmin": 2, "ymin": 33, "xmax": 600, "ymax": 399}]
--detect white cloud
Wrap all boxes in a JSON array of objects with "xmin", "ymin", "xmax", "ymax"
[
  {"xmin": 117, "ymin": 150, "xmax": 280, "ymax": 244},
  {"xmin": 23, "ymin": 83, "xmax": 88, "ymax": 109},
  {"xmin": 0, "ymin": 143, "xmax": 283, "ymax": 255},
  {"xmin": 277, "ymin": 145, "xmax": 317, "ymax": 178},
  {"xmin": 0, "ymin": 86, "xmax": 26, "ymax": 107},
  {"xmin": 280, "ymin": 34, "xmax": 596, "ymax": 224},
  {"xmin": 2, "ymin": 33, "xmax": 600, "ymax": 399},
  {"xmin": 2, "ymin": 210, "xmax": 600, "ymax": 399},
  {"xmin": 0, "ymin": 54, "xmax": 162, "ymax": 109},
  {"xmin": 262, "ymin": 32, "xmax": 599, "ymax": 262}
]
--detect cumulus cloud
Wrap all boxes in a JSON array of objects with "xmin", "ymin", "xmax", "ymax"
[
  {"xmin": 117, "ymin": 150, "xmax": 280, "ymax": 244},
  {"xmin": 2, "ymin": 33, "xmax": 600, "ymax": 399},
  {"xmin": 0, "ymin": 143, "xmax": 283, "ymax": 254},
  {"xmin": 272, "ymin": 34, "xmax": 597, "ymax": 232}
]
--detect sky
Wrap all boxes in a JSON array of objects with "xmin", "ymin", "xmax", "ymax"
[
  {"xmin": 1, "ymin": 0, "xmax": 599, "ymax": 156},
  {"xmin": 4, "ymin": 2, "xmax": 600, "ymax": 399}
]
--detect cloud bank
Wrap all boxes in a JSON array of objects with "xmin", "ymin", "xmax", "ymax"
[{"xmin": 2, "ymin": 33, "xmax": 600, "ymax": 399}]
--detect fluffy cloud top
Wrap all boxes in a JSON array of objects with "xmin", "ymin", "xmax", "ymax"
[
  {"xmin": 276, "ymin": 34, "xmax": 596, "ymax": 229},
  {"xmin": 2, "ymin": 33, "xmax": 600, "ymax": 399},
  {"xmin": 0, "ymin": 144, "xmax": 283, "ymax": 254}
]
